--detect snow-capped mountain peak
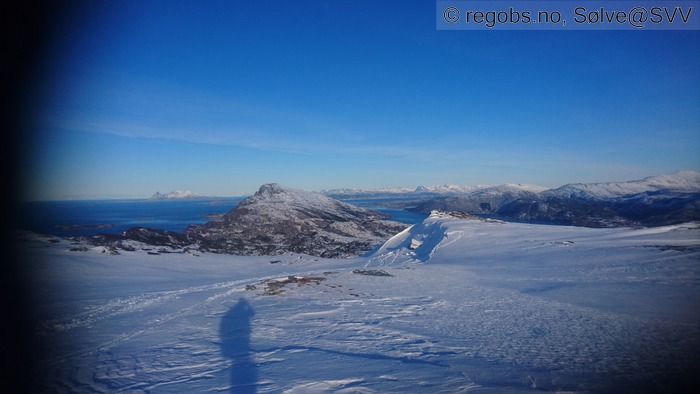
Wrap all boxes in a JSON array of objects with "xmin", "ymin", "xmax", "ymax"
[
  {"xmin": 245, "ymin": 183, "xmax": 367, "ymax": 217},
  {"xmin": 414, "ymin": 185, "xmax": 429, "ymax": 193},
  {"xmin": 253, "ymin": 183, "xmax": 292, "ymax": 197}
]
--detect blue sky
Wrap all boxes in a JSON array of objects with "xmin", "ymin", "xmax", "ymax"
[{"xmin": 23, "ymin": 0, "xmax": 700, "ymax": 199}]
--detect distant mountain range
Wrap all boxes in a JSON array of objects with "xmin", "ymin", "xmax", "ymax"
[
  {"xmin": 363, "ymin": 171, "xmax": 700, "ymax": 227},
  {"xmin": 150, "ymin": 190, "xmax": 207, "ymax": 200},
  {"xmin": 323, "ymin": 183, "xmax": 546, "ymax": 198},
  {"xmin": 86, "ymin": 171, "xmax": 699, "ymax": 257}
]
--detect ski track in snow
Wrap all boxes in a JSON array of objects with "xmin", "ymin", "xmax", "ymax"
[{"xmin": 21, "ymin": 217, "xmax": 700, "ymax": 393}]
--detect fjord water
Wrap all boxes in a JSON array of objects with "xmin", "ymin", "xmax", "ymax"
[
  {"xmin": 20, "ymin": 197, "xmax": 426, "ymax": 237},
  {"xmin": 20, "ymin": 198, "xmax": 245, "ymax": 237}
]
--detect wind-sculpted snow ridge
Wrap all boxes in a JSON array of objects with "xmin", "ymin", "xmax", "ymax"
[
  {"xmin": 25, "ymin": 215, "xmax": 700, "ymax": 393},
  {"xmin": 366, "ymin": 211, "xmax": 505, "ymax": 266}
]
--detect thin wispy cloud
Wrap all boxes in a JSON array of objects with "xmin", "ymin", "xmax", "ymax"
[
  {"xmin": 46, "ymin": 112, "xmax": 669, "ymax": 188},
  {"xmin": 47, "ymin": 115, "xmax": 466, "ymax": 162}
]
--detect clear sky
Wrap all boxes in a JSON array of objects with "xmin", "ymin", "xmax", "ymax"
[{"xmin": 22, "ymin": 0, "xmax": 700, "ymax": 200}]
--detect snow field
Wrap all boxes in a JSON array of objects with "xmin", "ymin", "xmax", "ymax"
[{"xmin": 21, "ymin": 217, "xmax": 700, "ymax": 393}]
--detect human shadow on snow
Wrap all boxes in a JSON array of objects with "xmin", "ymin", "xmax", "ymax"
[{"xmin": 220, "ymin": 298, "xmax": 257, "ymax": 394}]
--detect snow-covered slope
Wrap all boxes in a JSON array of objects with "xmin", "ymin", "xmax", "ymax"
[
  {"xmin": 545, "ymin": 170, "xmax": 700, "ymax": 200},
  {"xmin": 238, "ymin": 183, "xmax": 376, "ymax": 221},
  {"xmin": 24, "ymin": 213, "xmax": 700, "ymax": 393}
]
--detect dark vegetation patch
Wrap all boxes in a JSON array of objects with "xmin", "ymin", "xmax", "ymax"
[
  {"xmin": 352, "ymin": 269, "xmax": 393, "ymax": 277},
  {"xmin": 255, "ymin": 275, "xmax": 328, "ymax": 295}
]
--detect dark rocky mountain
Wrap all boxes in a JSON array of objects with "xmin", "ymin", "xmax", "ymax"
[
  {"xmin": 495, "ymin": 190, "xmax": 700, "ymax": 227},
  {"xmin": 87, "ymin": 184, "xmax": 408, "ymax": 258},
  {"xmin": 185, "ymin": 183, "xmax": 408, "ymax": 257},
  {"xmin": 408, "ymin": 184, "xmax": 542, "ymax": 215}
]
